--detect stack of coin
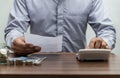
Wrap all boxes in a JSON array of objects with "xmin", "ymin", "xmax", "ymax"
[
  {"xmin": 25, "ymin": 59, "xmax": 33, "ymax": 66},
  {"xmin": 16, "ymin": 58, "xmax": 23, "ymax": 66},
  {"xmin": 0, "ymin": 49, "xmax": 8, "ymax": 64}
]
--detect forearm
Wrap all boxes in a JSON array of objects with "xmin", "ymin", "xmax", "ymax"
[
  {"xmin": 88, "ymin": 0, "xmax": 116, "ymax": 49},
  {"xmin": 4, "ymin": 0, "xmax": 30, "ymax": 48},
  {"xmin": 98, "ymin": 29, "xmax": 116, "ymax": 50}
]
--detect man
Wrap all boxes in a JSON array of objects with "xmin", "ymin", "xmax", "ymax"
[{"xmin": 5, "ymin": 0, "xmax": 116, "ymax": 56}]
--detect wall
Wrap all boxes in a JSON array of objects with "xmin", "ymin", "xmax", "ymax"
[
  {"xmin": 0, "ymin": 0, "xmax": 13, "ymax": 43},
  {"xmin": 0, "ymin": 0, "xmax": 120, "ymax": 55}
]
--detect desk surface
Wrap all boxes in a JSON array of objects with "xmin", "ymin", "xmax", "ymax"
[{"xmin": 0, "ymin": 53, "xmax": 120, "ymax": 78}]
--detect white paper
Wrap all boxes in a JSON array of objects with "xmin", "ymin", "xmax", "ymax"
[{"xmin": 25, "ymin": 33, "xmax": 63, "ymax": 52}]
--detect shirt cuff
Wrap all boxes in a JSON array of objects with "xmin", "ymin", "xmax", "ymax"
[
  {"xmin": 99, "ymin": 36, "xmax": 115, "ymax": 50},
  {"xmin": 5, "ymin": 30, "xmax": 24, "ymax": 48}
]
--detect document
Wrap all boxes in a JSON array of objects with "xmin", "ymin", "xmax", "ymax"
[{"xmin": 25, "ymin": 33, "xmax": 63, "ymax": 52}]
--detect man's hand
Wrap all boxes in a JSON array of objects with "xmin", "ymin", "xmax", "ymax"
[
  {"xmin": 87, "ymin": 37, "xmax": 109, "ymax": 49},
  {"xmin": 11, "ymin": 36, "xmax": 41, "ymax": 56}
]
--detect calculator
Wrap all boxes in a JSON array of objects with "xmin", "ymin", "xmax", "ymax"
[{"xmin": 76, "ymin": 49, "xmax": 111, "ymax": 61}]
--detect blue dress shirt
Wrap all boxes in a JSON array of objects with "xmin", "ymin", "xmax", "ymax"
[{"xmin": 5, "ymin": 0, "xmax": 116, "ymax": 52}]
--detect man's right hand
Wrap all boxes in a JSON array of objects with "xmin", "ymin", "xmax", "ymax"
[{"xmin": 11, "ymin": 36, "xmax": 41, "ymax": 56}]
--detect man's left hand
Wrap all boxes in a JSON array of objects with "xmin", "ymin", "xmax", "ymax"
[{"xmin": 87, "ymin": 37, "xmax": 109, "ymax": 49}]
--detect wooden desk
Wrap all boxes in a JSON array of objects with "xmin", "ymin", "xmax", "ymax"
[{"xmin": 0, "ymin": 53, "xmax": 120, "ymax": 78}]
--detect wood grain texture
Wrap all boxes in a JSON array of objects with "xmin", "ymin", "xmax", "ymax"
[{"xmin": 0, "ymin": 53, "xmax": 120, "ymax": 78}]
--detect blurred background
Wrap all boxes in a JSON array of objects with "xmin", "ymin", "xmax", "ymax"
[{"xmin": 0, "ymin": 0, "xmax": 120, "ymax": 55}]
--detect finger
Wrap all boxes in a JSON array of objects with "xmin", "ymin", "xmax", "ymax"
[
  {"xmin": 25, "ymin": 43, "xmax": 37, "ymax": 52},
  {"xmin": 25, "ymin": 43, "xmax": 34, "ymax": 48},
  {"xmin": 12, "ymin": 43, "xmax": 34, "ymax": 53},
  {"xmin": 25, "ymin": 48, "xmax": 34, "ymax": 53},
  {"xmin": 12, "ymin": 46, "xmax": 36, "ymax": 56},
  {"xmin": 34, "ymin": 46, "xmax": 41, "ymax": 52},
  {"xmin": 101, "ymin": 41, "xmax": 107, "ymax": 49},
  {"xmin": 89, "ymin": 39, "xmax": 96, "ymax": 48},
  {"xmin": 12, "ymin": 46, "xmax": 26, "ymax": 53},
  {"xmin": 12, "ymin": 43, "xmax": 25, "ymax": 52},
  {"xmin": 94, "ymin": 40, "xmax": 102, "ymax": 48},
  {"xmin": 26, "ymin": 43, "xmax": 41, "ymax": 52},
  {"xmin": 25, "ymin": 46, "xmax": 41, "ymax": 53},
  {"xmin": 102, "ymin": 41, "xmax": 109, "ymax": 49}
]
